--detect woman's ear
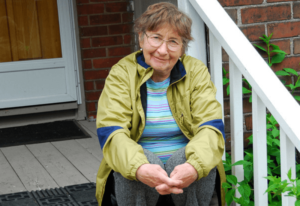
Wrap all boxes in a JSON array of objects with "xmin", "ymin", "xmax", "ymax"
[{"xmin": 138, "ymin": 32, "xmax": 144, "ymax": 49}]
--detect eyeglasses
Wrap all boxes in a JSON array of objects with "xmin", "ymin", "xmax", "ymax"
[{"xmin": 144, "ymin": 32, "xmax": 182, "ymax": 52}]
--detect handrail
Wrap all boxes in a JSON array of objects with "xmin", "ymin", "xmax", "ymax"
[{"xmin": 189, "ymin": 0, "xmax": 300, "ymax": 151}]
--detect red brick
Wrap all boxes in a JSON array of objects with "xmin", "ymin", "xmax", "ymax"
[
  {"xmin": 108, "ymin": 47, "xmax": 132, "ymax": 56},
  {"xmin": 81, "ymin": 26, "xmax": 108, "ymax": 36},
  {"xmin": 86, "ymin": 102, "xmax": 97, "ymax": 112},
  {"xmin": 83, "ymin": 60, "xmax": 92, "ymax": 69},
  {"xmin": 106, "ymin": 2, "xmax": 128, "ymax": 13},
  {"xmin": 95, "ymin": 80, "xmax": 105, "ymax": 89},
  {"xmin": 271, "ymin": 56, "xmax": 300, "ymax": 72},
  {"xmin": 225, "ymin": 132, "xmax": 253, "ymax": 152},
  {"xmin": 218, "ymin": 0, "xmax": 263, "ymax": 7},
  {"xmin": 294, "ymin": 2, "xmax": 300, "ymax": 19},
  {"xmin": 78, "ymin": 16, "xmax": 89, "ymax": 26},
  {"xmin": 267, "ymin": 0, "xmax": 297, "ymax": 2},
  {"xmin": 122, "ymin": 12, "xmax": 134, "ymax": 23},
  {"xmin": 240, "ymin": 25, "xmax": 265, "ymax": 41},
  {"xmin": 83, "ymin": 48, "xmax": 106, "ymax": 58},
  {"xmin": 90, "ymin": 14, "xmax": 121, "ymax": 25},
  {"xmin": 85, "ymin": 91, "xmax": 102, "ymax": 101},
  {"xmin": 124, "ymin": 34, "xmax": 134, "ymax": 44},
  {"xmin": 108, "ymin": 24, "xmax": 133, "ymax": 35},
  {"xmin": 268, "ymin": 22, "xmax": 300, "ymax": 38},
  {"xmin": 87, "ymin": 112, "xmax": 97, "ymax": 119},
  {"xmin": 84, "ymin": 69, "xmax": 109, "ymax": 80},
  {"xmin": 77, "ymin": 4, "xmax": 104, "ymax": 15},
  {"xmin": 84, "ymin": 81, "xmax": 94, "ymax": 90},
  {"xmin": 224, "ymin": 97, "xmax": 252, "ymax": 115},
  {"xmin": 222, "ymin": 49, "xmax": 229, "ymax": 62},
  {"xmin": 294, "ymin": 38, "xmax": 300, "ymax": 54},
  {"xmin": 245, "ymin": 115, "xmax": 252, "ymax": 130},
  {"xmin": 225, "ymin": 9, "xmax": 238, "ymax": 24},
  {"xmin": 224, "ymin": 117, "xmax": 230, "ymax": 133},
  {"xmin": 92, "ymin": 36, "xmax": 122, "ymax": 47},
  {"xmin": 93, "ymin": 57, "xmax": 122, "ymax": 68},
  {"xmin": 254, "ymin": 39, "xmax": 290, "ymax": 58},
  {"xmin": 81, "ymin": 38, "xmax": 91, "ymax": 48},
  {"xmin": 241, "ymin": 5, "xmax": 291, "ymax": 24},
  {"xmin": 77, "ymin": 0, "xmax": 89, "ymax": 4}
]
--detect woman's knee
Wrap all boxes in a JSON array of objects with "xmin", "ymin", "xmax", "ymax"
[{"xmin": 165, "ymin": 147, "xmax": 186, "ymax": 175}]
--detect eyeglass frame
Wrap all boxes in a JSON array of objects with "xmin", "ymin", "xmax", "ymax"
[{"xmin": 143, "ymin": 32, "xmax": 182, "ymax": 52}]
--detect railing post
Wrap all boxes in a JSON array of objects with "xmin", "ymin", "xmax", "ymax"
[
  {"xmin": 229, "ymin": 58, "xmax": 244, "ymax": 203},
  {"xmin": 252, "ymin": 91, "xmax": 268, "ymax": 205},
  {"xmin": 209, "ymin": 30, "xmax": 225, "ymax": 160},
  {"xmin": 280, "ymin": 129, "xmax": 296, "ymax": 206}
]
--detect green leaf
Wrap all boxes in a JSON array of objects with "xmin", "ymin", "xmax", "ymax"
[
  {"xmin": 276, "ymin": 70, "xmax": 290, "ymax": 76},
  {"xmin": 247, "ymin": 135, "xmax": 253, "ymax": 145},
  {"xmin": 294, "ymin": 96, "xmax": 300, "ymax": 101},
  {"xmin": 226, "ymin": 175, "xmax": 238, "ymax": 185},
  {"xmin": 272, "ymin": 139, "xmax": 280, "ymax": 146},
  {"xmin": 281, "ymin": 79, "xmax": 287, "ymax": 84},
  {"xmin": 225, "ymin": 189, "xmax": 235, "ymax": 206},
  {"xmin": 271, "ymin": 49, "xmax": 287, "ymax": 54},
  {"xmin": 286, "ymin": 84, "xmax": 295, "ymax": 90},
  {"xmin": 296, "ymin": 80, "xmax": 300, "ymax": 87},
  {"xmin": 242, "ymin": 87, "xmax": 251, "ymax": 94},
  {"xmin": 249, "ymin": 95, "xmax": 252, "ymax": 103},
  {"xmin": 272, "ymin": 128, "xmax": 279, "ymax": 138},
  {"xmin": 270, "ymin": 44, "xmax": 280, "ymax": 50},
  {"xmin": 271, "ymin": 53, "xmax": 285, "ymax": 64},
  {"xmin": 223, "ymin": 77, "xmax": 229, "ymax": 85},
  {"xmin": 268, "ymin": 33, "xmax": 273, "ymax": 41},
  {"xmin": 227, "ymin": 85, "xmax": 230, "ymax": 95},
  {"xmin": 223, "ymin": 67, "xmax": 227, "ymax": 76},
  {"xmin": 222, "ymin": 182, "xmax": 232, "ymax": 189},
  {"xmin": 267, "ymin": 123, "xmax": 273, "ymax": 129},
  {"xmin": 295, "ymin": 200, "xmax": 300, "ymax": 206},
  {"xmin": 260, "ymin": 37, "xmax": 268, "ymax": 44},
  {"xmin": 231, "ymin": 160, "xmax": 252, "ymax": 167},
  {"xmin": 284, "ymin": 68, "xmax": 298, "ymax": 76},
  {"xmin": 254, "ymin": 44, "xmax": 267, "ymax": 52},
  {"xmin": 287, "ymin": 168, "xmax": 292, "ymax": 181}
]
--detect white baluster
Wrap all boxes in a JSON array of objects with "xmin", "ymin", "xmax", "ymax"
[
  {"xmin": 252, "ymin": 91, "xmax": 268, "ymax": 205},
  {"xmin": 209, "ymin": 30, "xmax": 226, "ymax": 160},
  {"xmin": 229, "ymin": 58, "xmax": 244, "ymax": 204},
  {"xmin": 280, "ymin": 129, "xmax": 296, "ymax": 205}
]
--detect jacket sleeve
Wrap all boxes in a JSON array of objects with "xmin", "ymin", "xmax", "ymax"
[
  {"xmin": 185, "ymin": 61, "xmax": 225, "ymax": 181},
  {"xmin": 96, "ymin": 64, "xmax": 149, "ymax": 181}
]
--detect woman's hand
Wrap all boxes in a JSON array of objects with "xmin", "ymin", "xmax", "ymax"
[
  {"xmin": 170, "ymin": 163, "xmax": 198, "ymax": 188},
  {"xmin": 136, "ymin": 164, "xmax": 183, "ymax": 195},
  {"xmin": 155, "ymin": 163, "xmax": 198, "ymax": 195}
]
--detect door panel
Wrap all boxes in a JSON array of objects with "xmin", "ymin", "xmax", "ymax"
[{"xmin": 0, "ymin": 0, "xmax": 79, "ymax": 109}]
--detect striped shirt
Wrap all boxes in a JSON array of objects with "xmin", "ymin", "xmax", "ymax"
[{"xmin": 138, "ymin": 77, "xmax": 189, "ymax": 164}]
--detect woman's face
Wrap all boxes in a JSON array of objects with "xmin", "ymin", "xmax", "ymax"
[{"xmin": 139, "ymin": 25, "xmax": 183, "ymax": 82}]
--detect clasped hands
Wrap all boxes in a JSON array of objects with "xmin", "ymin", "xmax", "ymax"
[{"xmin": 136, "ymin": 163, "xmax": 198, "ymax": 195}]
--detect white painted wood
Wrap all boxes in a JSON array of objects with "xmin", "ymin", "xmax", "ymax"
[
  {"xmin": 280, "ymin": 129, "xmax": 296, "ymax": 206},
  {"xmin": 189, "ymin": 0, "xmax": 300, "ymax": 153},
  {"xmin": 208, "ymin": 31, "xmax": 225, "ymax": 160},
  {"xmin": 27, "ymin": 143, "xmax": 89, "ymax": 187},
  {"xmin": 75, "ymin": 122, "xmax": 103, "ymax": 162},
  {"xmin": 0, "ymin": 0, "xmax": 80, "ymax": 109},
  {"xmin": 1, "ymin": 146, "xmax": 58, "ymax": 191},
  {"xmin": 52, "ymin": 140, "xmax": 101, "ymax": 182},
  {"xmin": 0, "ymin": 150, "xmax": 26, "ymax": 195},
  {"xmin": 252, "ymin": 91, "xmax": 268, "ymax": 205},
  {"xmin": 229, "ymin": 58, "xmax": 244, "ymax": 202},
  {"xmin": 177, "ymin": 0, "xmax": 207, "ymax": 65}
]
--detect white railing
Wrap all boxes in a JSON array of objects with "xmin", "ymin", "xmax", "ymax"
[{"xmin": 189, "ymin": 0, "xmax": 300, "ymax": 205}]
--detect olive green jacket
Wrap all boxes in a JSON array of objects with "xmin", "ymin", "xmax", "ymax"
[{"xmin": 96, "ymin": 51, "xmax": 226, "ymax": 206}]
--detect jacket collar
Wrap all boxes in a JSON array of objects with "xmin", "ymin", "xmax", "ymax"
[{"xmin": 136, "ymin": 52, "xmax": 186, "ymax": 84}]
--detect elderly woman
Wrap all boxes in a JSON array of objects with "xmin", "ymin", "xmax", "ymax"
[{"xmin": 96, "ymin": 2, "xmax": 226, "ymax": 206}]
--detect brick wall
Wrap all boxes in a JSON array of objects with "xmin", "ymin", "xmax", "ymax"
[
  {"xmin": 218, "ymin": 0, "xmax": 300, "ymax": 151},
  {"xmin": 76, "ymin": 0, "xmax": 135, "ymax": 120}
]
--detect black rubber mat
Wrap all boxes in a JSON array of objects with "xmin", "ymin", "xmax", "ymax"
[
  {"xmin": 0, "ymin": 183, "xmax": 97, "ymax": 206},
  {"xmin": 0, "ymin": 121, "xmax": 90, "ymax": 148}
]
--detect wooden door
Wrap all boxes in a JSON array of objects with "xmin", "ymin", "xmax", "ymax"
[{"xmin": 0, "ymin": 0, "xmax": 80, "ymax": 109}]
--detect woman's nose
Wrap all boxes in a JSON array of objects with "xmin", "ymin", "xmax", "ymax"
[{"xmin": 157, "ymin": 41, "xmax": 168, "ymax": 55}]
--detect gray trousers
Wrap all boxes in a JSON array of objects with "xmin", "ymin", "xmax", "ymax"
[{"xmin": 113, "ymin": 147, "xmax": 216, "ymax": 206}]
